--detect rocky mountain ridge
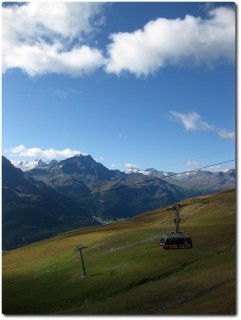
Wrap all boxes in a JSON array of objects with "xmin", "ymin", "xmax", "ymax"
[{"xmin": 3, "ymin": 154, "xmax": 236, "ymax": 250}]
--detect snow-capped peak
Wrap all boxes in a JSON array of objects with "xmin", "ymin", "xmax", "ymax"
[
  {"xmin": 11, "ymin": 160, "xmax": 40, "ymax": 171},
  {"xmin": 11, "ymin": 159, "xmax": 58, "ymax": 171},
  {"xmin": 125, "ymin": 168, "xmax": 151, "ymax": 175},
  {"xmin": 37, "ymin": 159, "xmax": 47, "ymax": 166}
]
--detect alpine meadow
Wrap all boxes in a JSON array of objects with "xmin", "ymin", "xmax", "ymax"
[{"xmin": 3, "ymin": 190, "xmax": 236, "ymax": 314}]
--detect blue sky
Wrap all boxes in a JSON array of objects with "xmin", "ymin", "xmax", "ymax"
[{"xmin": 2, "ymin": 1, "xmax": 236, "ymax": 172}]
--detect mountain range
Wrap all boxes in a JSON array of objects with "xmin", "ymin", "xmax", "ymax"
[{"xmin": 3, "ymin": 154, "xmax": 235, "ymax": 250}]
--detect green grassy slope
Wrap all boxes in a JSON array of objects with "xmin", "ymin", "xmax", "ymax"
[{"xmin": 2, "ymin": 189, "xmax": 236, "ymax": 315}]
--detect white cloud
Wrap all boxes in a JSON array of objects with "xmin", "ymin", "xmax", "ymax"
[
  {"xmin": 2, "ymin": 2, "xmax": 105, "ymax": 76},
  {"xmin": 169, "ymin": 111, "xmax": 235, "ymax": 140},
  {"xmin": 105, "ymin": 6, "xmax": 235, "ymax": 76},
  {"xmin": 6, "ymin": 145, "xmax": 86, "ymax": 159},
  {"xmin": 184, "ymin": 160, "xmax": 205, "ymax": 167},
  {"xmin": 111, "ymin": 163, "xmax": 119, "ymax": 169},
  {"xmin": 53, "ymin": 88, "xmax": 83, "ymax": 99},
  {"xmin": 215, "ymin": 128, "xmax": 235, "ymax": 139},
  {"xmin": 207, "ymin": 165, "xmax": 234, "ymax": 172},
  {"xmin": 94, "ymin": 156, "xmax": 104, "ymax": 162},
  {"xmin": 125, "ymin": 163, "xmax": 140, "ymax": 169},
  {"xmin": 169, "ymin": 111, "xmax": 211, "ymax": 131}
]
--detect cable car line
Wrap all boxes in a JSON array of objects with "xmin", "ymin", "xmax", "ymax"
[
  {"xmin": 156, "ymin": 148, "xmax": 235, "ymax": 170},
  {"xmin": 10, "ymin": 159, "xmax": 235, "ymax": 211}
]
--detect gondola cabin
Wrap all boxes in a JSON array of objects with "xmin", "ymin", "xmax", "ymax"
[{"xmin": 160, "ymin": 231, "xmax": 193, "ymax": 250}]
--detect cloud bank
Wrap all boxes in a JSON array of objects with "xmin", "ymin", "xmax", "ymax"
[
  {"xmin": 125, "ymin": 163, "xmax": 140, "ymax": 169},
  {"xmin": 184, "ymin": 160, "xmax": 205, "ymax": 167},
  {"xmin": 2, "ymin": 2, "xmax": 105, "ymax": 76},
  {"xmin": 6, "ymin": 145, "xmax": 86, "ymax": 159},
  {"xmin": 2, "ymin": 4, "xmax": 235, "ymax": 77},
  {"xmin": 169, "ymin": 111, "xmax": 235, "ymax": 140},
  {"xmin": 106, "ymin": 6, "xmax": 235, "ymax": 76}
]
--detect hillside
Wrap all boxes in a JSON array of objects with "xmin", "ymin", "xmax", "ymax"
[{"xmin": 2, "ymin": 189, "xmax": 236, "ymax": 315}]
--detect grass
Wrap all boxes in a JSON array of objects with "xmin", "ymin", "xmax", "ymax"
[{"xmin": 2, "ymin": 189, "xmax": 236, "ymax": 315}]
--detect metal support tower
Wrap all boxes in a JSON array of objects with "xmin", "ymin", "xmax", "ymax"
[
  {"xmin": 74, "ymin": 244, "xmax": 88, "ymax": 277},
  {"xmin": 170, "ymin": 203, "xmax": 183, "ymax": 233}
]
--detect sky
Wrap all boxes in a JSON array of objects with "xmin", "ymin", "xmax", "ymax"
[{"xmin": 2, "ymin": 1, "xmax": 236, "ymax": 173}]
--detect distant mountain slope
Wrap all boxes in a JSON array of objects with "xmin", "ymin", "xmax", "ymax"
[
  {"xmin": 2, "ymin": 156, "xmax": 98, "ymax": 250},
  {"xmin": 26, "ymin": 154, "xmax": 235, "ymax": 215},
  {"xmin": 147, "ymin": 168, "xmax": 236, "ymax": 197},
  {"xmin": 4, "ymin": 154, "xmax": 236, "ymax": 250},
  {"xmin": 2, "ymin": 189, "xmax": 236, "ymax": 315},
  {"xmin": 2, "ymin": 155, "xmax": 185, "ymax": 250},
  {"xmin": 26, "ymin": 154, "xmax": 186, "ymax": 217},
  {"xmin": 12, "ymin": 154, "xmax": 236, "ymax": 199}
]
